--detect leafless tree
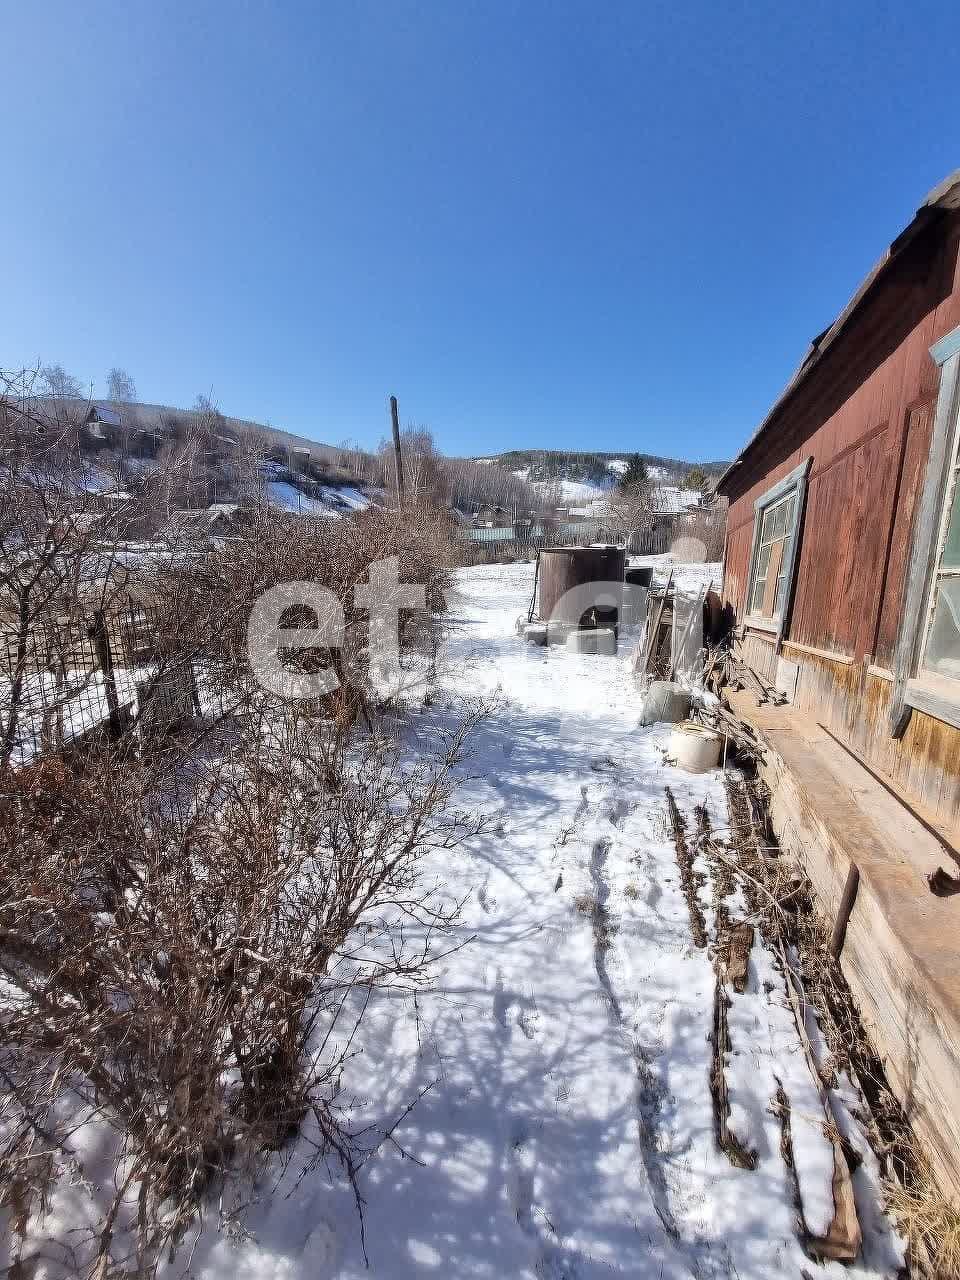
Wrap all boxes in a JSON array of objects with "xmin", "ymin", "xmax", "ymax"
[
  {"xmin": 607, "ymin": 476, "xmax": 655, "ymax": 547},
  {"xmin": 0, "ymin": 372, "xmax": 159, "ymax": 765},
  {"xmin": 38, "ymin": 363, "xmax": 83, "ymax": 399},
  {"xmin": 106, "ymin": 367, "xmax": 137, "ymax": 403},
  {"xmin": 388, "ymin": 427, "xmax": 451, "ymax": 509}
]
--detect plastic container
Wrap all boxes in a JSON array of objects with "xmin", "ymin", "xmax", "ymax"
[
  {"xmin": 639, "ymin": 680, "xmax": 691, "ymax": 726},
  {"xmin": 669, "ymin": 721, "xmax": 722, "ymax": 773},
  {"xmin": 565, "ymin": 627, "xmax": 617, "ymax": 656},
  {"xmin": 625, "ymin": 565, "xmax": 654, "ymax": 588},
  {"xmin": 621, "ymin": 583, "xmax": 647, "ymax": 624}
]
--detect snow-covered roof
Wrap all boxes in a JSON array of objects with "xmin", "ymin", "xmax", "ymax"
[
  {"xmin": 651, "ymin": 487, "xmax": 702, "ymax": 515},
  {"xmin": 87, "ymin": 405, "xmax": 122, "ymax": 427}
]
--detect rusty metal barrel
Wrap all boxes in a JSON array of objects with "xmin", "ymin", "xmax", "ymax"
[{"xmin": 537, "ymin": 546, "xmax": 626, "ymax": 626}]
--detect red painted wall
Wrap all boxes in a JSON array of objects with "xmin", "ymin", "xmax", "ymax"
[{"xmin": 722, "ymin": 215, "xmax": 960, "ymax": 668}]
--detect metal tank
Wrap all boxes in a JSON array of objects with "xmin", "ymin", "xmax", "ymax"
[{"xmin": 537, "ymin": 546, "xmax": 625, "ymax": 627}]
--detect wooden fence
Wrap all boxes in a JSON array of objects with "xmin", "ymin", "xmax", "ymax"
[{"xmin": 458, "ymin": 522, "xmax": 677, "ymax": 566}]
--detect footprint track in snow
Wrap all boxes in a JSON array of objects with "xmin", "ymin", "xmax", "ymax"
[
  {"xmin": 493, "ymin": 969, "xmax": 511, "ymax": 1030},
  {"xmin": 505, "ymin": 1120, "xmax": 582, "ymax": 1280},
  {"xmin": 477, "ymin": 877, "xmax": 498, "ymax": 914},
  {"xmin": 493, "ymin": 972, "xmax": 541, "ymax": 1041},
  {"xmin": 517, "ymin": 989, "xmax": 541, "ymax": 1040}
]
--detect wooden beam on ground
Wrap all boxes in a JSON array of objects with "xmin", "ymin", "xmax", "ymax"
[
  {"xmin": 828, "ymin": 863, "xmax": 860, "ymax": 958},
  {"xmin": 779, "ymin": 940, "xmax": 862, "ymax": 1262}
]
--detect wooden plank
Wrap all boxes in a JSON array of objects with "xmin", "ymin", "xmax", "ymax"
[
  {"xmin": 722, "ymin": 922, "xmax": 754, "ymax": 992},
  {"xmin": 779, "ymin": 941, "xmax": 862, "ymax": 1262},
  {"xmin": 782, "ymin": 639, "xmax": 855, "ymax": 666},
  {"xmin": 877, "ymin": 407, "xmax": 932, "ymax": 663},
  {"xmin": 728, "ymin": 690, "xmax": 960, "ymax": 1204}
]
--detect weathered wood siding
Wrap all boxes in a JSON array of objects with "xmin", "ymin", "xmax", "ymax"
[{"xmin": 723, "ymin": 214, "xmax": 960, "ymax": 825}]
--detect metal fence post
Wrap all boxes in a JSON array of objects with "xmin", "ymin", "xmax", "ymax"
[{"xmin": 90, "ymin": 610, "xmax": 123, "ymax": 741}]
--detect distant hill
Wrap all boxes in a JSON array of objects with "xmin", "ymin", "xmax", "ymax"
[{"xmin": 467, "ymin": 449, "xmax": 729, "ymax": 488}]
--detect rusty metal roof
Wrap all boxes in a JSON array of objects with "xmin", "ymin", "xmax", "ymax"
[{"xmin": 716, "ymin": 170, "xmax": 960, "ymax": 495}]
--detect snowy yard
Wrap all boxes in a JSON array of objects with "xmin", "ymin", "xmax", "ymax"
[{"xmin": 20, "ymin": 562, "xmax": 902, "ymax": 1279}]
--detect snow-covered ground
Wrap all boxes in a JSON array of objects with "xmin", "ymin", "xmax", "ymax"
[
  {"xmin": 11, "ymin": 564, "xmax": 902, "ymax": 1278},
  {"xmin": 173, "ymin": 564, "xmax": 901, "ymax": 1278},
  {"xmin": 629, "ymin": 553, "xmax": 721, "ymax": 595},
  {"xmin": 532, "ymin": 478, "xmax": 612, "ymax": 503},
  {"xmin": 265, "ymin": 478, "xmax": 371, "ymax": 517}
]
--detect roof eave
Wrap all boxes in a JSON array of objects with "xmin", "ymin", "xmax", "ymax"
[{"xmin": 716, "ymin": 170, "xmax": 960, "ymax": 496}]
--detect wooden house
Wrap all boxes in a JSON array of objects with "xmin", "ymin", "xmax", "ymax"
[
  {"xmin": 81, "ymin": 403, "xmax": 123, "ymax": 450},
  {"xmin": 716, "ymin": 171, "xmax": 960, "ymax": 1201}
]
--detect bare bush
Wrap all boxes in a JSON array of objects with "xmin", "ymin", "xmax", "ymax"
[
  {"xmin": 0, "ymin": 696, "xmax": 485, "ymax": 1274},
  {"xmin": 685, "ymin": 502, "xmax": 726, "ymax": 561},
  {"xmin": 0, "ymin": 384, "xmax": 482, "ymax": 1272},
  {"xmin": 164, "ymin": 501, "xmax": 458, "ymax": 713},
  {"xmin": 0, "ymin": 376, "xmax": 170, "ymax": 765}
]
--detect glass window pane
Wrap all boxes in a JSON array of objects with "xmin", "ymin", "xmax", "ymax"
[
  {"xmin": 749, "ymin": 571, "xmax": 766, "ymax": 614},
  {"xmin": 750, "ymin": 540, "xmax": 772, "ymax": 612},
  {"xmin": 775, "ymin": 498, "xmax": 788, "ymax": 538},
  {"xmin": 925, "ymin": 577, "xmax": 960, "ymax": 679},
  {"xmin": 774, "ymin": 534, "xmax": 793, "ymax": 614},
  {"xmin": 755, "ymin": 539, "xmax": 773, "ymax": 578},
  {"xmin": 940, "ymin": 474, "xmax": 960, "ymax": 570}
]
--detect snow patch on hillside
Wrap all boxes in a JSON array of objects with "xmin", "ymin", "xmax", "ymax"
[
  {"xmin": 266, "ymin": 481, "xmax": 337, "ymax": 517},
  {"xmin": 532, "ymin": 478, "xmax": 610, "ymax": 503},
  {"xmin": 265, "ymin": 480, "xmax": 370, "ymax": 518}
]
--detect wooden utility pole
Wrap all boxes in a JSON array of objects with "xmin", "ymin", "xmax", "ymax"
[{"xmin": 389, "ymin": 395, "xmax": 405, "ymax": 509}]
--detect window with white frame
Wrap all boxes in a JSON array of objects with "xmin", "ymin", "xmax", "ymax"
[
  {"xmin": 744, "ymin": 459, "xmax": 810, "ymax": 630},
  {"xmin": 890, "ymin": 323, "xmax": 960, "ymax": 735},
  {"xmin": 920, "ymin": 443, "xmax": 960, "ymax": 681}
]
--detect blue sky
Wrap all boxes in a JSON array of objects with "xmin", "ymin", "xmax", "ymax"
[{"xmin": 4, "ymin": 2, "xmax": 960, "ymax": 461}]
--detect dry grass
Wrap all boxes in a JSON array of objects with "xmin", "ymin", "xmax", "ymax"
[
  {"xmin": 720, "ymin": 773, "xmax": 960, "ymax": 1277},
  {"xmin": 886, "ymin": 1158, "xmax": 960, "ymax": 1278},
  {"xmin": 664, "ymin": 786, "xmax": 707, "ymax": 948},
  {"xmin": 573, "ymin": 893, "xmax": 616, "ymax": 952}
]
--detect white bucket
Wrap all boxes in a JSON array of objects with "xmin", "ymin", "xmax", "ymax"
[{"xmin": 669, "ymin": 720, "xmax": 722, "ymax": 773}]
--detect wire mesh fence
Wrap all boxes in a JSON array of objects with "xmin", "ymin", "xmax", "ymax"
[{"xmin": 0, "ymin": 603, "xmax": 207, "ymax": 767}]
